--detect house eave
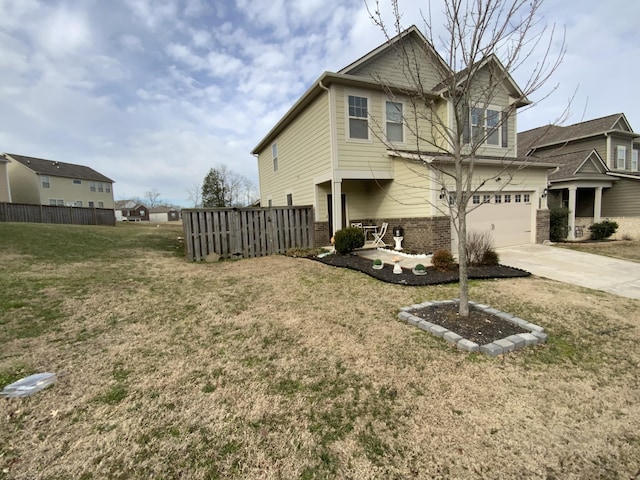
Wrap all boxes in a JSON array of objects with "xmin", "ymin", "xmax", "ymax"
[{"xmin": 389, "ymin": 150, "xmax": 558, "ymax": 168}]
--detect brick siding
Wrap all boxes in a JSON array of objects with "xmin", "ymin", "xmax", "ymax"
[{"xmin": 536, "ymin": 209, "xmax": 550, "ymax": 244}]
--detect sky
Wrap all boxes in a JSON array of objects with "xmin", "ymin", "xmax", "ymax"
[{"xmin": 1, "ymin": 0, "xmax": 639, "ymax": 207}]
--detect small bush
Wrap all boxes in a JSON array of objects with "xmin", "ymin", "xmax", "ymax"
[
  {"xmin": 333, "ymin": 227, "xmax": 365, "ymax": 254},
  {"xmin": 589, "ymin": 220, "xmax": 618, "ymax": 241},
  {"xmin": 432, "ymin": 249, "xmax": 456, "ymax": 272},
  {"xmin": 373, "ymin": 258, "xmax": 382, "ymax": 266},
  {"xmin": 466, "ymin": 231, "xmax": 494, "ymax": 266},
  {"xmin": 480, "ymin": 249, "xmax": 500, "ymax": 266},
  {"xmin": 549, "ymin": 206, "xmax": 570, "ymax": 242},
  {"xmin": 414, "ymin": 263, "xmax": 426, "ymax": 271}
]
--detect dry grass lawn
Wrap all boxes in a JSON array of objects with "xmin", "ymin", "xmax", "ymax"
[
  {"xmin": 558, "ymin": 240, "xmax": 640, "ymax": 263},
  {"xmin": 1, "ymin": 223, "xmax": 640, "ymax": 479}
]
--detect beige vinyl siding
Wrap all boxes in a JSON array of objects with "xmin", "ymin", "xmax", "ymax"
[
  {"xmin": 602, "ymin": 178, "xmax": 640, "ymax": 216},
  {"xmin": 346, "ymin": 36, "xmax": 443, "ymax": 90},
  {"xmin": 6, "ymin": 161, "xmax": 41, "ymax": 204},
  {"xmin": 576, "ymin": 158, "xmax": 602, "ymax": 174},
  {"xmin": 257, "ymin": 92, "xmax": 331, "ymax": 207},
  {"xmin": 42, "ymin": 177, "xmax": 114, "ymax": 208}
]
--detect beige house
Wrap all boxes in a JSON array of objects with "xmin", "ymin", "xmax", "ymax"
[
  {"xmin": 252, "ymin": 26, "xmax": 554, "ymax": 252},
  {"xmin": 2, "ymin": 153, "xmax": 115, "ymax": 209},
  {"xmin": 0, "ymin": 155, "xmax": 11, "ymax": 202},
  {"xmin": 520, "ymin": 113, "xmax": 640, "ymax": 240}
]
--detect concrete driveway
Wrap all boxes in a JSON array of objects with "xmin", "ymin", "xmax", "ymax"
[{"xmin": 496, "ymin": 244, "xmax": 640, "ymax": 300}]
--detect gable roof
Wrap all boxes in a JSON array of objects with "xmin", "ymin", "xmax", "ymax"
[
  {"xmin": 545, "ymin": 150, "xmax": 610, "ymax": 181},
  {"xmin": 518, "ymin": 113, "xmax": 638, "ymax": 155},
  {"xmin": 3, "ymin": 153, "xmax": 114, "ymax": 183}
]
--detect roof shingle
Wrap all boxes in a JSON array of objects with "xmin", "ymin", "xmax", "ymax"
[{"xmin": 4, "ymin": 153, "xmax": 114, "ymax": 183}]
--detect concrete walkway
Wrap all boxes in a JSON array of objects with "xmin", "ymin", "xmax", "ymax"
[{"xmin": 496, "ymin": 244, "xmax": 640, "ymax": 300}]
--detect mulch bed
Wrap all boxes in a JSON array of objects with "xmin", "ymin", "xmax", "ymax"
[{"xmin": 311, "ymin": 253, "xmax": 530, "ymax": 286}]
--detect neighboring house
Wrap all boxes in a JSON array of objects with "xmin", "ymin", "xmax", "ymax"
[
  {"xmin": 520, "ymin": 113, "xmax": 640, "ymax": 240},
  {"xmin": 114, "ymin": 200, "xmax": 149, "ymax": 222},
  {"xmin": 0, "ymin": 154, "xmax": 11, "ymax": 202},
  {"xmin": 2, "ymin": 153, "xmax": 114, "ymax": 209},
  {"xmin": 251, "ymin": 26, "xmax": 554, "ymax": 252},
  {"xmin": 149, "ymin": 206, "xmax": 180, "ymax": 222}
]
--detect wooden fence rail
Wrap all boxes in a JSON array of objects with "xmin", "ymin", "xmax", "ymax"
[
  {"xmin": 0, "ymin": 202, "xmax": 116, "ymax": 226},
  {"xmin": 182, "ymin": 206, "xmax": 315, "ymax": 261}
]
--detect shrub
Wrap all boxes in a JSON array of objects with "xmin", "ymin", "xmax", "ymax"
[
  {"xmin": 549, "ymin": 206, "xmax": 570, "ymax": 242},
  {"xmin": 466, "ymin": 230, "xmax": 494, "ymax": 266},
  {"xmin": 414, "ymin": 263, "xmax": 426, "ymax": 271},
  {"xmin": 373, "ymin": 258, "xmax": 382, "ymax": 266},
  {"xmin": 333, "ymin": 226, "xmax": 365, "ymax": 254},
  {"xmin": 480, "ymin": 249, "xmax": 500, "ymax": 266},
  {"xmin": 432, "ymin": 249, "xmax": 456, "ymax": 272},
  {"xmin": 589, "ymin": 220, "xmax": 618, "ymax": 241}
]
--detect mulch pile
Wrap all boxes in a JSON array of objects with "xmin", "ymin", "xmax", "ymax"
[{"xmin": 312, "ymin": 253, "xmax": 530, "ymax": 286}]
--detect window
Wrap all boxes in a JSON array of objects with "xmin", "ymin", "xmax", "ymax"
[
  {"xmin": 90, "ymin": 182, "xmax": 96, "ymax": 192},
  {"xmin": 97, "ymin": 182, "xmax": 104, "ymax": 193},
  {"xmin": 495, "ymin": 195, "xmax": 502, "ymax": 204},
  {"xmin": 73, "ymin": 200, "xmax": 83, "ymax": 207},
  {"xmin": 49, "ymin": 199, "xmax": 63, "ymax": 206},
  {"xmin": 348, "ymin": 95, "xmax": 368, "ymax": 140},
  {"xmin": 524, "ymin": 194, "xmax": 530, "ymax": 203},
  {"xmin": 617, "ymin": 145, "xmax": 627, "ymax": 169},
  {"xmin": 286, "ymin": 194, "xmax": 293, "ymax": 206},
  {"xmin": 472, "ymin": 195, "xmax": 480, "ymax": 204},
  {"xmin": 88, "ymin": 201, "xmax": 95, "ymax": 207},
  {"xmin": 139, "ymin": 210, "xmax": 145, "ymax": 216},
  {"xmin": 469, "ymin": 107, "xmax": 504, "ymax": 146},
  {"xmin": 98, "ymin": 202, "xmax": 104, "ymax": 208},
  {"xmin": 41, "ymin": 176, "xmax": 50, "ymax": 188},
  {"xmin": 515, "ymin": 194, "xmax": 522, "ymax": 203},
  {"xmin": 482, "ymin": 194, "xmax": 491, "ymax": 203},
  {"xmin": 268, "ymin": 199, "xmax": 273, "ymax": 207},
  {"xmin": 272, "ymin": 143, "xmax": 278, "ymax": 172},
  {"xmin": 632, "ymin": 149, "xmax": 638, "ymax": 171},
  {"xmin": 385, "ymin": 101, "xmax": 403, "ymax": 142},
  {"xmin": 504, "ymin": 194, "xmax": 511, "ymax": 203},
  {"xmin": 73, "ymin": 179, "xmax": 81, "ymax": 185},
  {"xmin": 106, "ymin": 184, "xmax": 111, "ymax": 193}
]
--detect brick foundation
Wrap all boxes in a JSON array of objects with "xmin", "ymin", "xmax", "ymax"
[
  {"xmin": 576, "ymin": 216, "xmax": 640, "ymax": 240},
  {"xmin": 536, "ymin": 209, "xmax": 550, "ymax": 244},
  {"xmin": 314, "ymin": 222, "xmax": 330, "ymax": 246}
]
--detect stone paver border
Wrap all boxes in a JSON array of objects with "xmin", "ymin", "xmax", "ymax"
[{"xmin": 398, "ymin": 300, "xmax": 547, "ymax": 356}]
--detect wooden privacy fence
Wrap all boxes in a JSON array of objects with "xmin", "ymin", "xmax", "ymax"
[
  {"xmin": 182, "ymin": 206, "xmax": 315, "ymax": 261},
  {"xmin": 0, "ymin": 202, "xmax": 115, "ymax": 226}
]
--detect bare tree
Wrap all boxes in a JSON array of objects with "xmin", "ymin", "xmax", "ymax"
[
  {"xmin": 186, "ymin": 182, "xmax": 202, "ymax": 207},
  {"xmin": 201, "ymin": 165, "xmax": 257, "ymax": 208},
  {"xmin": 368, "ymin": 0, "xmax": 565, "ymax": 318},
  {"xmin": 143, "ymin": 188, "xmax": 162, "ymax": 208}
]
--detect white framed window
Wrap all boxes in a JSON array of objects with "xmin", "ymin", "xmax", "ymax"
[
  {"xmin": 98, "ymin": 182, "xmax": 104, "ymax": 193},
  {"xmin": 472, "ymin": 195, "xmax": 480, "ymax": 204},
  {"xmin": 286, "ymin": 193, "xmax": 293, "ymax": 206},
  {"xmin": 272, "ymin": 143, "xmax": 278, "ymax": 172},
  {"xmin": 482, "ymin": 194, "xmax": 491, "ymax": 203},
  {"xmin": 515, "ymin": 194, "xmax": 522, "ymax": 203},
  {"xmin": 617, "ymin": 145, "xmax": 627, "ymax": 169},
  {"xmin": 88, "ymin": 201, "xmax": 95, "ymax": 207},
  {"xmin": 495, "ymin": 195, "xmax": 502, "ymax": 204},
  {"xmin": 524, "ymin": 194, "xmax": 530, "ymax": 203},
  {"xmin": 106, "ymin": 184, "xmax": 111, "ymax": 193},
  {"xmin": 49, "ymin": 199, "xmax": 64, "ymax": 206},
  {"xmin": 41, "ymin": 176, "xmax": 50, "ymax": 188},
  {"xmin": 139, "ymin": 210, "xmax": 145, "ymax": 216},
  {"xmin": 73, "ymin": 200, "xmax": 83, "ymax": 207},
  {"xmin": 90, "ymin": 182, "xmax": 96, "ymax": 192},
  {"xmin": 632, "ymin": 149, "xmax": 638, "ymax": 171},
  {"xmin": 73, "ymin": 179, "xmax": 81, "ymax": 185},
  {"xmin": 385, "ymin": 101, "xmax": 403, "ymax": 142},
  {"xmin": 470, "ymin": 107, "xmax": 504, "ymax": 146},
  {"xmin": 98, "ymin": 202, "xmax": 104, "ymax": 208},
  {"xmin": 348, "ymin": 94, "xmax": 368, "ymax": 140},
  {"xmin": 504, "ymin": 194, "xmax": 511, "ymax": 203}
]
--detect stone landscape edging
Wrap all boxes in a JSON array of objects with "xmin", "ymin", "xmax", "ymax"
[{"xmin": 398, "ymin": 300, "xmax": 547, "ymax": 356}]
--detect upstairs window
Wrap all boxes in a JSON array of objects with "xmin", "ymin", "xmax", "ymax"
[
  {"xmin": 468, "ymin": 107, "xmax": 507, "ymax": 147},
  {"xmin": 617, "ymin": 145, "xmax": 627, "ymax": 169},
  {"xmin": 385, "ymin": 101, "xmax": 403, "ymax": 142},
  {"xmin": 41, "ymin": 176, "xmax": 50, "ymax": 188},
  {"xmin": 73, "ymin": 179, "xmax": 82, "ymax": 185},
  {"xmin": 286, "ymin": 194, "xmax": 293, "ymax": 206},
  {"xmin": 348, "ymin": 95, "xmax": 368, "ymax": 140},
  {"xmin": 633, "ymin": 149, "xmax": 639, "ymax": 171},
  {"xmin": 90, "ymin": 182, "xmax": 96, "ymax": 192},
  {"xmin": 272, "ymin": 142, "xmax": 278, "ymax": 172},
  {"xmin": 98, "ymin": 182, "xmax": 104, "ymax": 193},
  {"xmin": 106, "ymin": 184, "xmax": 111, "ymax": 193}
]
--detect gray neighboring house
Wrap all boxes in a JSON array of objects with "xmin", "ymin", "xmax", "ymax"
[
  {"xmin": 519, "ymin": 113, "xmax": 640, "ymax": 240},
  {"xmin": 149, "ymin": 206, "xmax": 180, "ymax": 222}
]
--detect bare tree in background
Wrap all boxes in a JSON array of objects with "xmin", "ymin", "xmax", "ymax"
[
  {"xmin": 368, "ymin": 0, "xmax": 565, "ymax": 317},
  {"xmin": 143, "ymin": 188, "xmax": 162, "ymax": 208},
  {"xmin": 186, "ymin": 182, "xmax": 202, "ymax": 207}
]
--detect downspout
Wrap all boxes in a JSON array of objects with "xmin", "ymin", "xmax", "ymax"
[{"xmin": 319, "ymin": 79, "xmax": 341, "ymax": 236}]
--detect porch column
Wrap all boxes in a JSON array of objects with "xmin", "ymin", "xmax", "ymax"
[
  {"xmin": 331, "ymin": 180, "xmax": 342, "ymax": 236},
  {"xmin": 594, "ymin": 187, "xmax": 603, "ymax": 223},
  {"xmin": 567, "ymin": 186, "xmax": 577, "ymax": 240}
]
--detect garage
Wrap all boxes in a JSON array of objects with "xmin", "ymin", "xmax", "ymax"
[{"xmin": 452, "ymin": 191, "xmax": 534, "ymax": 251}]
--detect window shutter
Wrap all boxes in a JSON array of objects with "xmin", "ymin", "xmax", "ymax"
[
  {"xmin": 502, "ymin": 111, "xmax": 508, "ymax": 147},
  {"xmin": 462, "ymin": 102, "xmax": 470, "ymax": 144}
]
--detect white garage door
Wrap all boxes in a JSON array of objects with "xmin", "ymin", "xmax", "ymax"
[{"xmin": 452, "ymin": 192, "xmax": 533, "ymax": 252}]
